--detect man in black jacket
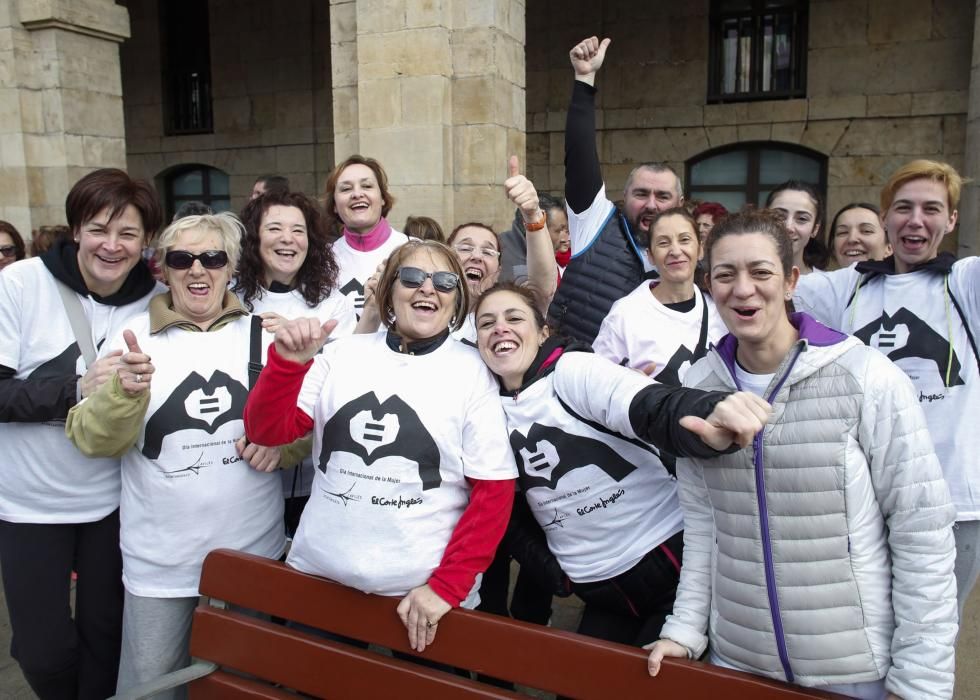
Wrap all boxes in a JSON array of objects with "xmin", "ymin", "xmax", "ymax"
[{"xmin": 548, "ymin": 36, "xmax": 684, "ymax": 343}]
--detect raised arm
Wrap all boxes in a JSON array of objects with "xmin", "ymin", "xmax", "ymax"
[
  {"xmin": 565, "ymin": 36, "xmax": 611, "ymax": 215},
  {"xmin": 504, "ymin": 155, "xmax": 557, "ymax": 313}
]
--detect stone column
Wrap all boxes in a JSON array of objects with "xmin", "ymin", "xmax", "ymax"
[
  {"xmin": 960, "ymin": 0, "xmax": 980, "ymax": 256},
  {"xmin": 0, "ymin": 0, "xmax": 130, "ymax": 235},
  {"xmin": 329, "ymin": 0, "xmax": 526, "ymax": 232}
]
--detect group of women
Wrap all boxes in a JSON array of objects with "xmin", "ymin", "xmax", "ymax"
[{"xmin": 0, "ymin": 151, "xmax": 961, "ymax": 700}]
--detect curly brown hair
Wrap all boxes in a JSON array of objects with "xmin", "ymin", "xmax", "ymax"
[{"xmin": 234, "ymin": 191, "xmax": 340, "ymax": 311}]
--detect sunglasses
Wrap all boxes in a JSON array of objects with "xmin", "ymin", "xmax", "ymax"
[
  {"xmin": 398, "ymin": 266, "xmax": 459, "ymax": 293},
  {"xmin": 164, "ymin": 250, "xmax": 229, "ymax": 270},
  {"xmin": 0, "ymin": 246, "xmax": 16, "ymax": 258}
]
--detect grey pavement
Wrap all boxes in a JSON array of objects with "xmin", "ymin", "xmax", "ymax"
[{"xmin": 0, "ymin": 564, "xmax": 976, "ymax": 699}]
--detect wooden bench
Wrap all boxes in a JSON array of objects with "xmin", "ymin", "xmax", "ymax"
[{"xmin": 113, "ymin": 548, "xmax": 841, "ymax": 699}]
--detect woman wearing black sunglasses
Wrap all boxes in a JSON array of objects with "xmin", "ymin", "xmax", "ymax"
[
  {"xmin": 67, "ymin": 212, "xmax": 306, "ymax": 695},
  {"xmin": 243, "ymin": 239, "xmax": 518, "ymax": 654},
  {"xmin": 0, "ymin": 220, "xmax": 26, "ymax": 271}
]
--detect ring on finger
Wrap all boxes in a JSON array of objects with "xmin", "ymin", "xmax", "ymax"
[
  {"xmin": 426, "ymin": 620, "xmax": 435, "ymax": 628},
  {"xmin": 136, "ymin": 373, "xmax": 143, "ymax": 383}
]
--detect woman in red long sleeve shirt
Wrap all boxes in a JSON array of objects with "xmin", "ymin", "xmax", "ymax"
[{"xmin": 244, "ymin": 239, "xmax": 518, "ymax": 653}]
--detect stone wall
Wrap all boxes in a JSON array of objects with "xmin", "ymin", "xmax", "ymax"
[
  {"xmin": 525, "ymin": 0, "xmax": 973, "ymax": 249},
  {"xmin": 121, "ymin": 0, "xmax": 332, "ymax": 214}
]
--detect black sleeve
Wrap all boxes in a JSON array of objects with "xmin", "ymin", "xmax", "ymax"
[
  {"xmin": 564, "ymin": 81, "xmax": 604, "ymax": 214},
  {"xmin": 628, "ymin": 384, "xmax": 740, "ymax": 459},
  {"xmin": 0, "ymin": 364, "xmax": 79, "ymax": 423},
  {"xmin": 503, "ymin": 497, "xmax": 572, "ymax": 597}
]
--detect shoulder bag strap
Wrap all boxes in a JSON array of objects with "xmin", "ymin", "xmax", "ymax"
[{"xmin": 54, "ymin": 280, "xmax": 97, "ymax": 367}]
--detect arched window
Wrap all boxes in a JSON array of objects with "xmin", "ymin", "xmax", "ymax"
[
  {"xmin": 163, "ymin": 164, "xmax": 231, "ymax": 220},
  {"xmin": 685, "ymin": 142, "xmax": 826, "ymax": 211}
]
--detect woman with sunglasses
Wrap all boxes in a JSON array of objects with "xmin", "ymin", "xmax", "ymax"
[
  {"xmin": 0, "ymin": 220, "xmax": 26, "ymax": 271},
  {"xmin": 244, "ymin": 239, "xmax": 518, "ymax": 653},
  {"xmin": 235, "ymin": 190, "xmax": 356, "ymax": 535},
  {"xmin": 473, "ymin": 282, "xmax": 770, "ymax": 648},
  {"xmin": 67, "ymin": 213, "xmax": 303, "ymax": 695},
  {"xmin": 0, "ymin": 169, "xmax": 163, "ymax": 699}
]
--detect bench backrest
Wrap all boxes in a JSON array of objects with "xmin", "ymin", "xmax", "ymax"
[{"xmin": 190, "ymin": 549, "xmax": 841, "ymax": 699}]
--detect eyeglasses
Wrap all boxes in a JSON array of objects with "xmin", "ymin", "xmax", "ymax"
[
  {"xmin": 453, "ymin": 244, "xmax": 501, "ymax": 260},
  {"xmin": 398, "ymin": 266, "xmax": 459, "ymax": 293},
  {"xmin": 0, "ymin": 246, "xmax": 16, "ymax": 258},
  {"xmin": 164, "ymin": 250, "xmax": 229, "ymax": 270}
]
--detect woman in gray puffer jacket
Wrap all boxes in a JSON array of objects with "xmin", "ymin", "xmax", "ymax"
[{"xmin": 647, "ymin": 210, "xmax": 958, "ymax": 700}]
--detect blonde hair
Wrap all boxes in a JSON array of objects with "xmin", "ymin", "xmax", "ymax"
[
  {"xmin": 880, "ymin": 160, "xmax": 965, "ymax": 212},
  {"xmin": 155, "ymin": 212, "xmax": 244, "ymax": 271}
]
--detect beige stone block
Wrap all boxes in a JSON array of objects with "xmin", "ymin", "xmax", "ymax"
[
  {"xmin": 331, "ymin": 40, "xmax": 357, "ymax": 89},
  {"xmin": 873, "ymin": 38, "xmax": 971, "ymax": 94},
  {"xmin": 358, "ymin": 29, "xmax": 451, "ymax": 81},
  {"xmin": 867, "ymin": 93, "xmax": 912, "ymax": 118},
  {"xmin": 401, "ymin": 75, "xmax": 449, "ymax": 127},
  {"xmin": 356, "ymin": 80, "xmax": 400, "ymax": 129},
  {"xmin": 0, "ymin": 206, "xmax": 31, "ymax": 235},
  {"xmin": 41, "ymin": 89, "xmax": 66, "ymax": 133},
  {"xmin": 64, "ymin": 133, "xmax": 83, "ymax": 165},
  {"xmin": 868, "ymin": 0, "xmax": 932, "ymax": 44},
  {"xmin": 0, "ymin": 133, "xmax": 25, "ymax": 167},
  {"xmin": 124, "ymin": 136, "xmax": 161, "ymax": 155},
  {"xmin": 943, "ymin": 114, "xmax": 966, "ymax": 155},
  {"xmin": 18, "ymin": 0, "xmax": 131, "ymax": 42},
  {"xmin": 605, "ymin": 129, "xmax": 675, "ymax": 164},
  {"xmin": 398, "ymin": 183, "xmax": 450, "ymax": 225},
  {"xmin": 910, "ymin": 90, "xmax": 968, "ymax": 116},
  {"xmin": 452, "ymin": 28, "xmax": 494, "ymax": 78},
  {"xmin": 0, "ymin": 87, "xmax": 22, "ymax": 134},
  {"xmin": 452, "ymin": 76, "xmax": 494, "ymax": 124},
  {"xmin": 453, "ymin": 183, "xmax": 501, "ymax": 226},
  {"xmin": 808, "ymin": 95, "xmax": 868, "ymax": 120},
  {"xmin": 496, "ymin": 34, "xmax": 525, "ymax": 88},
  {"xmin": 361, "ymin": 125, "xmax": 446, "ymax": 185},
  {"xmin": 829, "ymin": 155, "xmax": 908, "ymax": 186},
  {"xmin": 41, "ymin": 166, "xmax": 70, "ymax": 206},
  {"xmin": 834, "ymin": 116, "xmax": 942, "ymax": 156},
  {"xmin": 666, "ymin": 127, "xmax": 709, "ymax": 161},
  {"xmin": 0, "ymin": 50, "xmax": 15, "ymax": 89},
  {"xmin": 770, "ymin": 121, "xmax": 806, "ymax": 145},
  {"xmin": 809, "ymin": 0, "xmax": 869, "ymax": 48},
  {"xmin": 746, "ymin": 99, "xmax": 807, "ymax": 124},
  {"xmin": 23, "ymin": 133, "xmax": 66, "ymax": 166},
  {"xmin": 61, "ymin": 89, "xmax": 125, "ymax": 137},
  {"xmin": 703, "ymin": 103, "xmax": 737, "ymax": 126},
  {"xmin": 526, "ymin": 132, "xmax": 548, "ymax": 167},
  {"xmin": 636, "ymin": 106, "xmax": 704, "ymax": 129},
  {"xmin": 353, "ymin": 0, "xmax": 407, "ymax": 34},
  {"xmin": 332, "ymin": 85, "xmax": 359, "ymax": 136},
  {"xmin": 705, "ymin": 126, "xmax": 738, "ymax": 149},
  {"xmin": 18, "ymin": 89, "xmax": 44, "ymax": 133},
  {"xmin": 26, "ymin": 166, "xmax": 45, "ymax": 204},
  {"xmin": 451, "ymin": 0, "xmax": 494, "ymax": 30},
  {"xmin": 276, "ymin": 145, "xmax": 315, "ymax": 173},
  {"xmin": 452, "ymin": 123, "xmax": 504, "ymax": 184},
  {"xmin": 406, "ymin": 0, "xmax": 448, "ymax": 28},
  {"xmin": 808, "ymin": 46, "xmax": 878, "ymax": 97},
  {"xmin": 329, "ymin": 1, "xmax": 356, "ymax": 41},
  {"xmin": 0, "ymin": 167, "xmax": 29, "ymax": 205},
  {"xmin": 736, "ymin": 123, "xmax": 772, "ymax": 141},
  {"xmin": 933, "ymin": 0, "xmax": 974, "ymax": 39}
]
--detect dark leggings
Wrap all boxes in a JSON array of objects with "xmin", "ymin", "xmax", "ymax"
[
  {"xmin": 572, "ymin": 531, "xmax": 683, "ymax": 647},
  {"xmin": 0, "ymin": 510, "xmax": 124, "ymax": 700}
]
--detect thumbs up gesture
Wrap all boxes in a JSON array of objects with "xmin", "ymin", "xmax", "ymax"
[
  {"xmin": 504, "ymin": 155, "xmax": 543, "ymax": 226},
  {"xmin": 118, "ymin": 330, "xmax": 154, "ymax": 397},
  {"xmin": 275, "ymin": 318, "xmax": 339, "ymax": 365}
]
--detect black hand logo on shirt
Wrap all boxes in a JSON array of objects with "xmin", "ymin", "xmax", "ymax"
[
  {"xmin": 320, "ymin": 392, "xmax": 442, "ymax": 490},
  {"xmin": 854, "ymin": 308, "xmax": 965, "ymax": 387},
  {"xmin": 339, "ymin": 278, "xmax": 366, "ymax": 312},
  {"xmin": 509, "ymin": 424, "xmax": 636, "ymax": 490},
  {"xmin": 142, "ymin": 370, "xmax": 249, "ymax": 459},
  {"xmin": 654, "ymin": 344, "xmax": 704, "ymax": 387},
  {"xmin": 28, "ymin": 343, "xmax": 82, "ymax": 380}
]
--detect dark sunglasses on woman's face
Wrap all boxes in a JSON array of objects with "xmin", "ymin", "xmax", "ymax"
[
  {"xmin": 0, "ymin": 246, "xmax": 17, "ymax": 258},
  {"xmin": 164, "ymin": 250, "xmax": 229, "ymax": 270},
  {"xmin": 398, "ymin": 266, "xmax": 459, "ymax": 293}
]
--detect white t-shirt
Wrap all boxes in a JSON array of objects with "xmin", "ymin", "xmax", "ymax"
[
  {"xmin": 593, "ymin": 281, "xmax": 729, "ymax": 385},
  {"xmin": 450, "ymin": 312, "xmax": 477, "ymax": 347},
  {"xmin": 105, "ymin": 314, "xmax": 285, "ymax": 597},
  {"xmin": 0, "ymin": 258, "xmax": 159, "ymax": 523},
  {"xmin": 287, "ymin": 332, "xmax": 517, "ymax": 603},
  {"xmin": 500, "ymin": 351, "xmax": 683, "ymax": 582},
  {"xmin": 794, "ymin": 257, "xmax": 980, "ymax": 519},
  {"xmin": 332, "ymin": 230, "xmax": 408, "ymax": 318},
  {"xmin": 242, "ymin": 286, "xmax": 356, "ymax": 499},
  {"xmin": 733, "ymin": 363, "xmax": 775, "ymax": 398}
]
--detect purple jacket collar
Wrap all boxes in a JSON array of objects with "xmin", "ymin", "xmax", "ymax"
[{"xmin": 715, "ymin": 312, "xmax": 848, "ymax": 379}]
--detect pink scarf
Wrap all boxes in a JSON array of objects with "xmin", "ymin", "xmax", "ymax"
[{"xmin": 343, "ymin": 217, "xmax": 392, "ymax": 252}]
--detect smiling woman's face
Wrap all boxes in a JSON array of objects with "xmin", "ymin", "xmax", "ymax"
[
  {"xmin": 259, "ymin": 205, "xmax": 308, "ymax": 287},
  {"xmin": 332, "ymin": 163, "xmax": 383, "ymax": 234},
  {"xmin": 391, "ymin": 248, "xmax": 458, "ymax": 343}
]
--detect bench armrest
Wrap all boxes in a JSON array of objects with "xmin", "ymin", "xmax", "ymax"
[{"xmin": 108, "ymin": 660, "xmax": 218, "ymax": 700}]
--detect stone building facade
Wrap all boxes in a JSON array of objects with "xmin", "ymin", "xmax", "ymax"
[{"xmin": 2, "ymin": 0, "xmax": 979, "ymax": 258}]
